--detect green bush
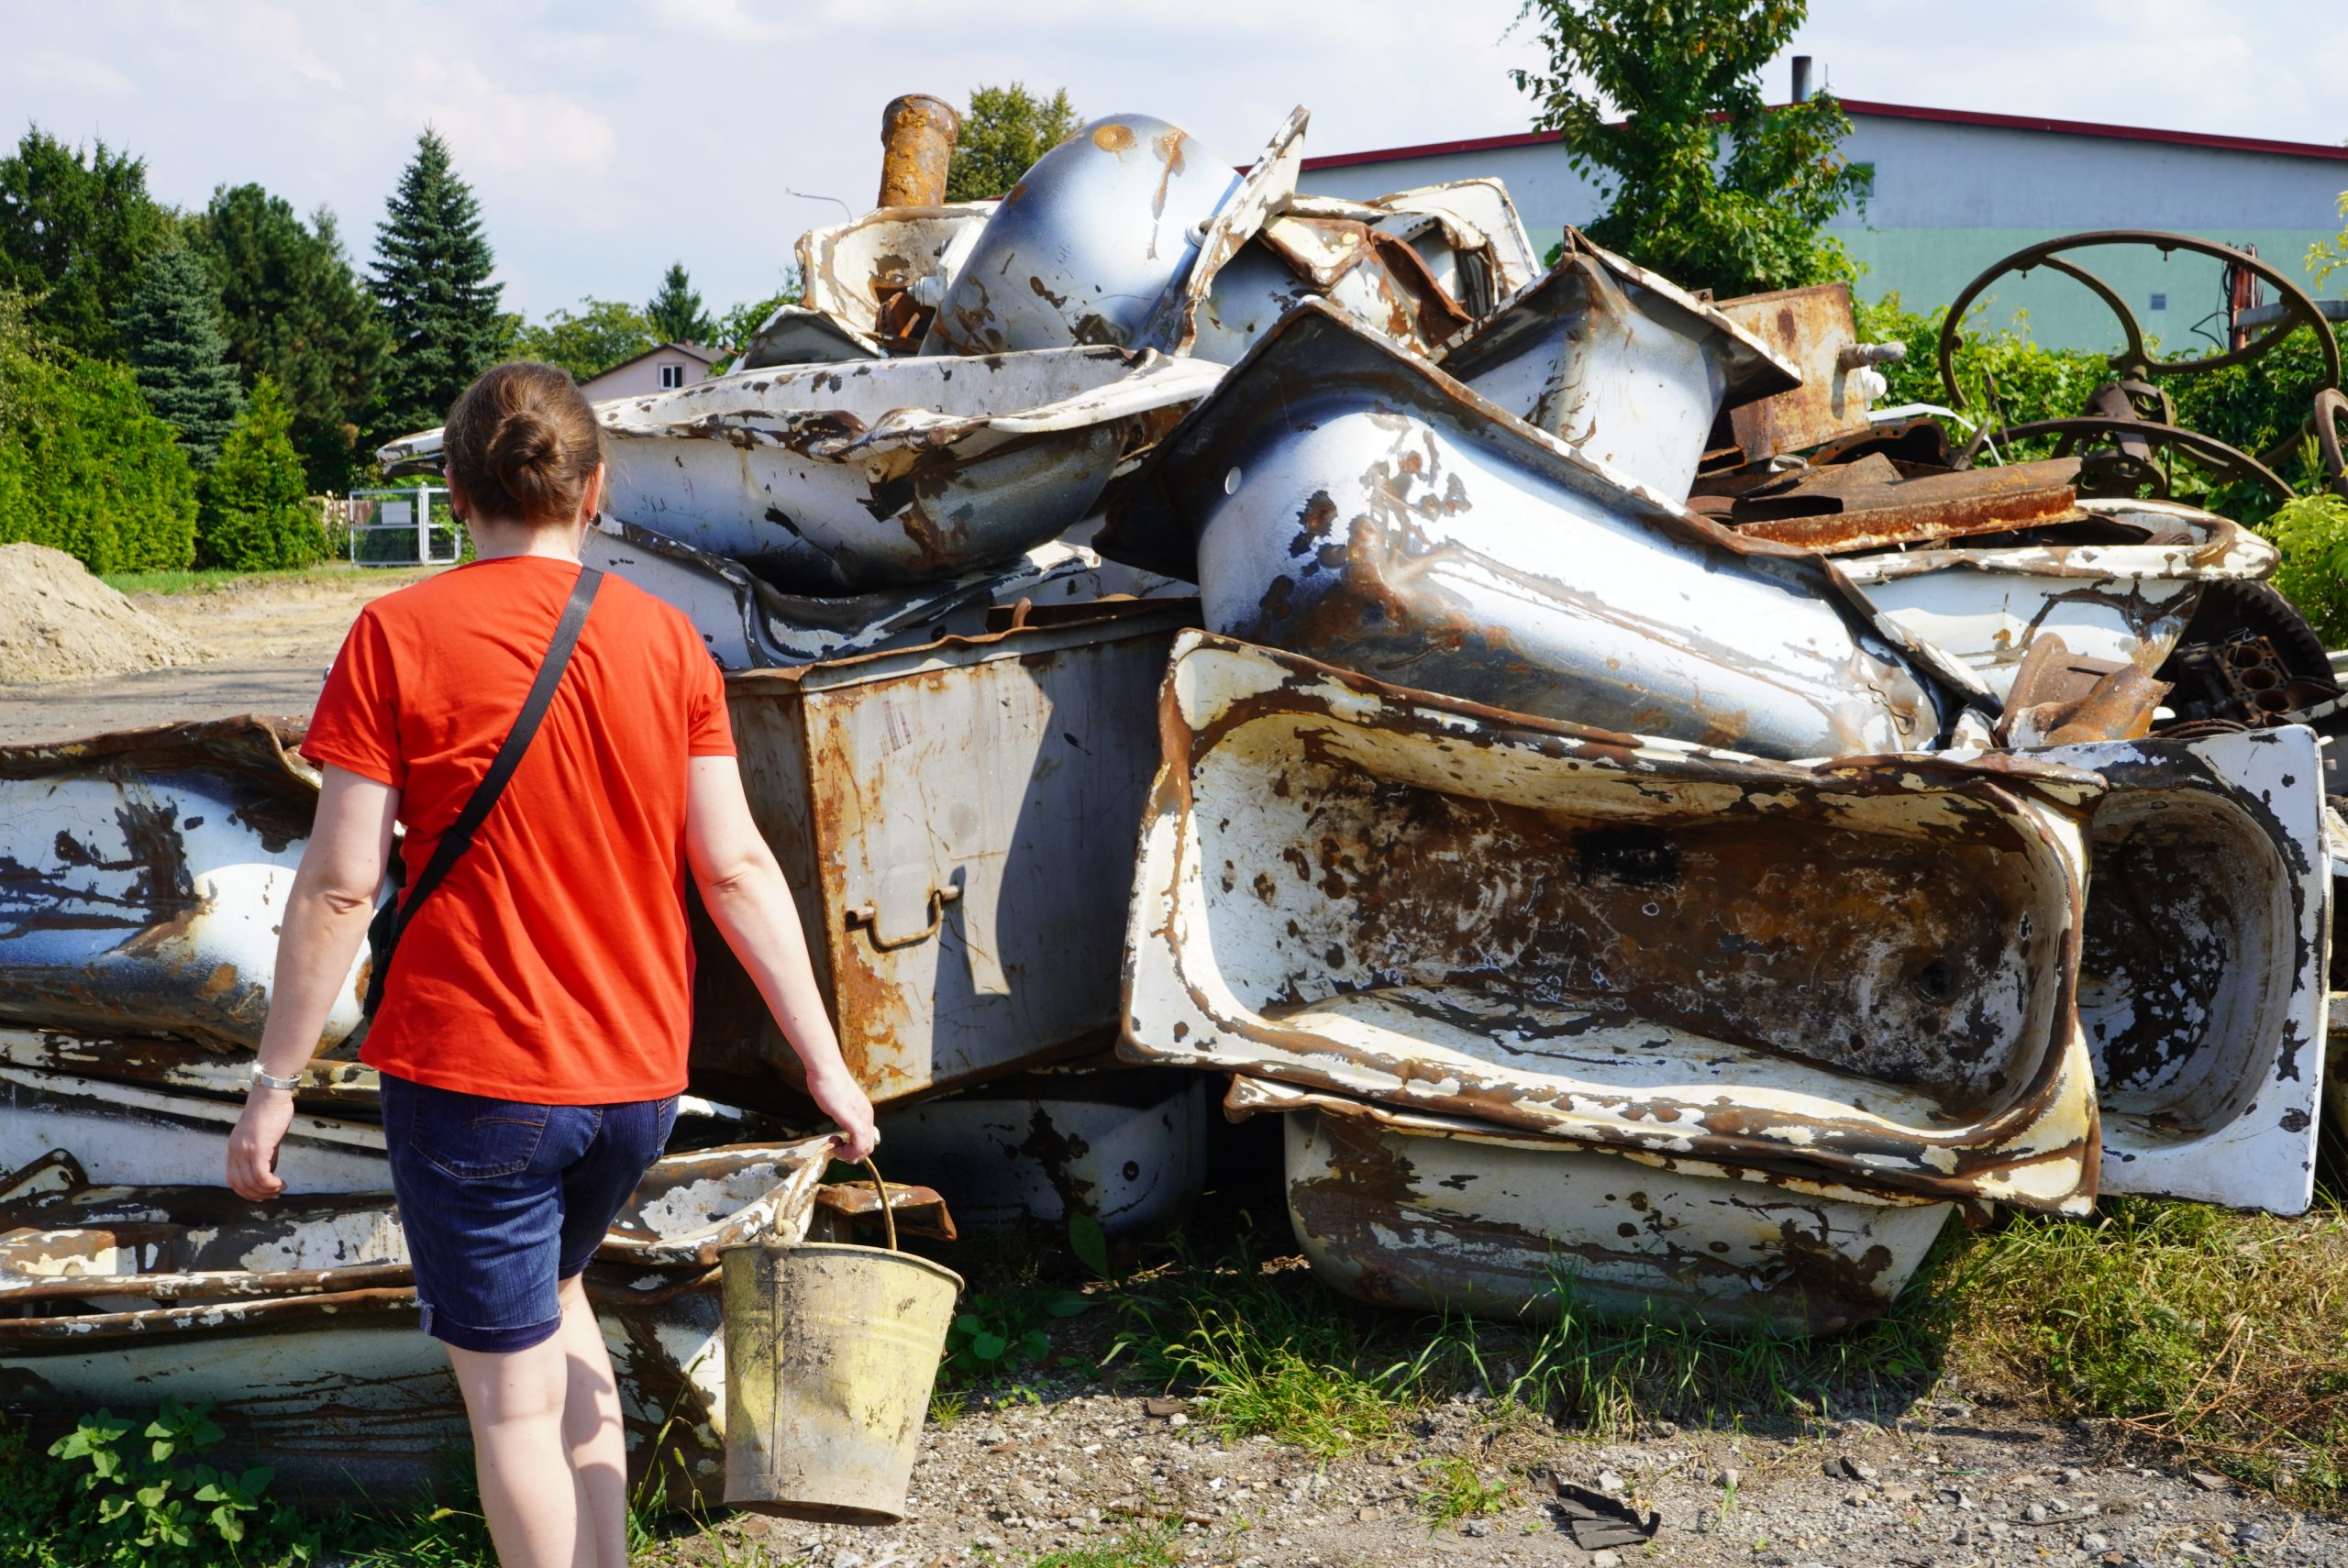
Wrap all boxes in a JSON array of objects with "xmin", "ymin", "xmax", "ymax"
[
  {"xmin": 2265, "ymin": 491, "xmax": 2348, "ymax": 645},
  {"xmin": 198, "ymin": 375, "xmax": 325, "ymax": 570},
  {"xmin": 1855, "ymin": 292, "xmax": 2112, "ymax": 435},
  {"xmin": 0, "ymin": 293, "xmax": 198, "ymax": 572}
]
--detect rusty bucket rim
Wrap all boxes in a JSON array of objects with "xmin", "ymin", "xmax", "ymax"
[{"xmin": 714, "ymin": 1238, "xmax": 966, "ymax": 1293}]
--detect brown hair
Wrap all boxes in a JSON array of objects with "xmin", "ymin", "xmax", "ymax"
[{"xmin": 442, "ymin": 361, "xmax": 604, "ymax": 526}]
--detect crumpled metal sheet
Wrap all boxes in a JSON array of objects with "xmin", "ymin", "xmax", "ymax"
[
  {"xmin": 377, "ymin": 347, "xmax": 1224, "ymax": 595},
  {"xmin": 1435, "ymin": 232, "xmax": 1801, "ymax": 502},
  {"xmin": 1836, "ymin": 497, "xmax": 2278, "ymax": 700},
  {"xmin": 690, "ymin": 600, "xmax": 1195, "ymax": 1110},
  {"xmin": 1711, "ymin": 281, "xmax": 1900, "ymax": 460},
  {"xmin": 1121, "ymin": 632, "xmax": 2102, "ymax": 1214},
  {"xmin": 0, "ymin": 1139, "xmax": 942, "ymax": 1506},
  {"xmin": 0, "ymin": 720, "xmax": 367, "ymax": 1053},
  {"xmin": 581, "ymin": 514, "xmax": 1189, "ymax": 670},
  {"xmin": 1099, "ymin": 297, "xmax": 1965, "ymax": 759},
  {"xmin": 2032, "ymin": 725, "xmax": 2331, "ymax": 1213},
  {"xmin": 1236, "ymin": 1079, "xmax": 1954, "ymax": 1335},
  {"xmin": 737, "ymin": 202, "xmax": 998, "ymax": 366}
]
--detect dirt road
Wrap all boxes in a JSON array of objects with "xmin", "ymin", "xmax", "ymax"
[{"xmin": 0, "ymin": 568, "xmax": 433, "ymax": 745}]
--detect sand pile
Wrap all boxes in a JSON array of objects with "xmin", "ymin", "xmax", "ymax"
[{"xmin": 0, "ymin": 544, "xmax": 211, "ymax": 684}]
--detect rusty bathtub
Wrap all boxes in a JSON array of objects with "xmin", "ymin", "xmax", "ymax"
[
  {"xmin": 377, "ymin": 347, "xmax": 1224, "ymax": 595},
  {"xmin": 0, "ymin": 720, "xmax": 367, "ymax": 1052},
  {"xmin": 1098, "ymin": 299, "xmax": 1966, "ymax": 760},
  {"xmin": 1119, "ymin": 633, "xmax": 2101, "ymax": 1221}
]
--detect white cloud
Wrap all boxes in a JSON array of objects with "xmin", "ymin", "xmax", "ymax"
[{"xmin": 0, "ymin": 47, "xmax": 136, "ymax": 97}]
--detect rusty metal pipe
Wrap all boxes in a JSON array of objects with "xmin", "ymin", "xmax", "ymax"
[{"xmin": 876, "ymin": 94, "xmax": 960, "ymax": 209}]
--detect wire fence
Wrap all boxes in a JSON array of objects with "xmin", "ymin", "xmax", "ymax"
[{"xmin": 330, "ymin": 489, "xmax": 464, "ymax": 567}]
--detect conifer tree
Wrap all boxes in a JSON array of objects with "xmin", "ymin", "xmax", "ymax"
[
  {"xmin": 199, "ymin": 376, "xmax": 324, "ymax": 569},
  {"xmin": 370, "ymin": 128, "xmax": 504, "ymax": 440},
  {"xmin": 121, "ymin": 240, "xmax": 244, "ymax": 468},
  {"xmin": 0, "ymin": 127, "xmax": 172, "ymax": 360},
  {"xmin": 644, "ymin": 261, "xmax": 713, "ymax": 344},
  {"xmin": 192, "ymin": 184, "xmax": 390, "ymax": 494}
]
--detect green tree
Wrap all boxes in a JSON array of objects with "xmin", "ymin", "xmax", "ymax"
[
  {"xmin": 198, "ymin": 375, "xmax": 324, "ymax": 569},
  {"xmin": 0, "ymin": 292, "xmax": 198, "ymax": 571},
  {"xmin": 120, "ymin": 240, "xmax": 244, "ymax": 468},
  {"xmin": 946, "ymin": 83, "xmax": 1081, "ymax": 203},
  {"xmin": 512, "ymin": 296, "xmax": 658, "ymax": 381},
  {"xmin": 0, "ymin": 126, "xmax": 173, "ymax": 360},
  {"xmin": 371, "ymin": 128, "xmax": 505, "ymax": 441},
  {"xmin": 2309, "ymin": 192, "xmax": 2346, "ymax": 291},
  {"xmin": 1510, "ymin": 0, "xmax": 1871, "ymax": 297},
  {"xmin": 189, "ymin": 184, "xmax": 392, "ymax": 494},
  {"xmin": 644, "ymin": 261, "xmax": 714, "ymax": 344},
  {"xmin": 706, "ymin": 271, "xmax": 806, "ymax": 374}
]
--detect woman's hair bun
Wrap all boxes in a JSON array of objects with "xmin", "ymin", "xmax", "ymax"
[{"xmin": 442, "ymin": 362, "xmax": 604, "ymax": 527}]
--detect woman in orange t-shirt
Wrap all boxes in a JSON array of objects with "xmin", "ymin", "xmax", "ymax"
[{"xmin": 224, "ymin": 362, "xmax": 876, "ymax": 1568}]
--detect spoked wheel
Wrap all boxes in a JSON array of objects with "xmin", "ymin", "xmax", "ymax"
[{"xmin": 1938, "ymin": 231, "xmax": 2342, "ymax": 500}]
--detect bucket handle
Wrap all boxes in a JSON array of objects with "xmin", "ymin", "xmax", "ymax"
[{"xmin": 861, "ymin": 1156, "xmax": 899, "ymax": 1253}]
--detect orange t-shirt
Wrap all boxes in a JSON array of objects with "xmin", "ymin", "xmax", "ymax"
[{"xmin": 302, "ymin": 555, "xmax": 736, "ymax": 1103}]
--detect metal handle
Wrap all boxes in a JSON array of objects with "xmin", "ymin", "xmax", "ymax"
[
  {"xmin": 861, "ymin": 1157, "xmax": 900, "ymax": 1253},
  {"xmin": 847, "ymin": 881, "xmax": 961, "ymax": 950}
]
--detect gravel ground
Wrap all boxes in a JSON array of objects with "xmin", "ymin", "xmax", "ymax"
[{"xmin": 681, "ymin": 1384, "xmax": 2348, "ymax": 1568}]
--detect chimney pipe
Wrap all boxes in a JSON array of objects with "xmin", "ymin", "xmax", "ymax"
[
  {"xmin": 877, "ymin": 94, "xmax": 961, "ymax": 210},
  {"xmin": 1791, "ymin": 55, "xmax": 1813, "ymax": 104}
]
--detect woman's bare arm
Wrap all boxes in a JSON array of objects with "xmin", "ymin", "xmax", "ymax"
[
  {"xmin": 227, "ymin": 766, "xmax": 398, "ymax": 1198},
  {"xmin": 684, "ymin": 755, "xmax": 878, "ymax": 1160}
]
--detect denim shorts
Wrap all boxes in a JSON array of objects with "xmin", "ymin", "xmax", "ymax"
[{"xmin": 381, "ymin": 1075, "xmax": 678, "ymax": 1354}]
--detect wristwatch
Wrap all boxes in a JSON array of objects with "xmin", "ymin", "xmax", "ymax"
[{"xmin": 249, "ymin": 1062, "xmax": 303, "ymax": 1093}]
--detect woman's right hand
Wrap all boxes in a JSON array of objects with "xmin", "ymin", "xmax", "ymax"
[{"xmin": 807, "ymin": 1066, "xmax": 879, "ymax": 1164}]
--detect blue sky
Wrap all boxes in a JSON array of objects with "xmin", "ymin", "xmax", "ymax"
[{"xmin": 5, "ymin": 0, "xmax": 2342, "ymax": 323}]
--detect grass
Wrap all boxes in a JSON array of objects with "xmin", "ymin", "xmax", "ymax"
[
  {"xmin": 1025, "ymin": 1517, "xmax": 1183, "ymax": 1567},
  {"xmin": 98, "ymin": 564, "xmax": 363, "ymax": 595},
  {"xmin": 1415, "ymin": 1454, "xmax": 1520, "ymax": 1526},
  {"xmin": 1099, "ymin": 1190, "xmax": 2348, "ymax": 1507}
]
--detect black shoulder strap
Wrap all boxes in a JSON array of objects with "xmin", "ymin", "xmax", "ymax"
[{"xmin": 388, "ymin": 565, "xmax": 604, "ymax": 942}]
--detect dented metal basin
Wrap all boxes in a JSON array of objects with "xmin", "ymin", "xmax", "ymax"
[
  {"xmin": 0, "ymin": 721, "xmax": 365, "ymax": 1051},
  {"xmin": 1836, "ymin": 498, "xmax": 2278, "ymax": 699},
  {"xmin": 690, "ymin": 601, "xmax": 1191, "ymax": 1109},
  {"xmin": 922, "ymin": 114, "xmax": 1242, "ymax": 356},
  {"xmin": 871, "ymin": 1064, "xmax": 1207, "ymax": 1237},
  {"xmin": 583, "ymin": 515, "xmax": 1188, "ymax": 670},
  {"xmin": 1435, "ymin": 237, "xmax": 1801, "ymax": 501},
  {"xmin": 1229, "ymin": 1078, "xmax": 1953, "ymax": 1334},
  {"xmin": 1120, "ymin": 633, "xmax": 2101, "ymax": 1213},
  {"xmin": 378, "ymin": 348, "xmax": 1224, "ymax": 595},
  {"xmin": 1101, "ymin": 299, "xmax": 1951, "ymax": 759},
  {"xmin": 2034, "ymin": 726, "xmax": 2331, "ymax": 1213}
]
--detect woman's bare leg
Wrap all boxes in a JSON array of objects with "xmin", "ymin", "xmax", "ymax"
[
  {"xmin": 448, "ymin": 1329, "xmax": 586, "ymax": 1568},
  {"xmin": 556, "ymin": 1271, "xmax": 631, "ymax": 1566}
]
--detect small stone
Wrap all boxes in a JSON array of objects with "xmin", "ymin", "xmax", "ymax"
[
  {"xmin": 1987, "ymin": 1519, "xmax": 2011, "ymax": 1539},
  {"xmin": 1952, "ymin": 1526, "xmax": 1973, "ymax": 1545},
  {"xmin": 2063, "ymin": 1467, "xmax": 2088, "ymax": 1485},
  {"xmin": 2023, "ymin": 1502, "xmax": 2049, "ymax": 1524},
  {"xmin": 1881, "ymin": 1485, "xmax": 1917, "ymax": 1506},
  {"xmin": 831, "ymin": 1554, "xmax": 867, "ymax": 1568},
  {"xmin": 1167, "ymin": 1412, "xmax": 1189, "ymax": 1429},
  {"xmin": 1144, "ymin": 1397, "xmax": 1188, "ymax": 1418},
  {"xmin": 1841, "ymin": 1490, "xmax": 1866, "ymax": 1507},
  {"xmin": 1597, "ymin": 1469, "xmax": 1626, "ymax": 1495},
  {"xmin": 1844, "ymin": 1458, "xmax": 1879, "ymax": 1484},
  {"xmin": 1590, "ymin": 1553, "xmax": 1623, "ymax": 1568},
  {"xmin": 736, "ymin": 1517, "xmax": 771, "ymax": 1538},
  {"xmin": 1718, "ymin": 1467, "xmax": 1744, "ymax": 1490},
  {"xmin": 2080, "ymin": 1531, "xmax": 2110, "ymax": 1552},
  {"xmin": 2237, "ymin": 1522, "xmax": 2268, "ymax": 1544},
  {"xmin": 1937, "ymin": 1486, "xmax": 1974, "ymax": 1510},
  {"xmin": 1460, "ymin": 1519, "xmax": 1490, "ymax": 1538},
  {"xmin": 2187, "ymin": 1470, "xmax": 2231, "ymax": 1492},
  {"xmin": 968, "ymin": 1535, "xmax": 1002, "ymax": 1552}
]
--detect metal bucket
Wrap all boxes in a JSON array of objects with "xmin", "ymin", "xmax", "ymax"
[{"xmin": 720, "ymin": 1165, "xmax": 962, "ymax": 1523}]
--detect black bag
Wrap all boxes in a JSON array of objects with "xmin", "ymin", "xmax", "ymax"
[{"xmin": 361, "ymin": 567, "xmax": 604, "ymax": 1018}]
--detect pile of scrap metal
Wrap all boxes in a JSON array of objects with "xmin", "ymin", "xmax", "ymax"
[{"xmin": 6, "ymin": 97, "xmax": 2347, "ymax": 1507}]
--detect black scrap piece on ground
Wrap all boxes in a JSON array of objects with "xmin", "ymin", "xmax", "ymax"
[{"xmin": 1547, "ymin": 1476, "xmax": 1661, "ymax": 1550}]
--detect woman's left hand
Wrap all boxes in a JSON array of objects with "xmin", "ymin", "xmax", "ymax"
[{"xmin": 227, "ymin": 1090, "xmax": 294, "ymax": 1199}]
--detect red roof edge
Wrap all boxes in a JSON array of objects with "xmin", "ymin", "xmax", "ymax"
[{"xmin": 1295, "ymin": 100, "xmax": 2348, "ymax": 173}]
